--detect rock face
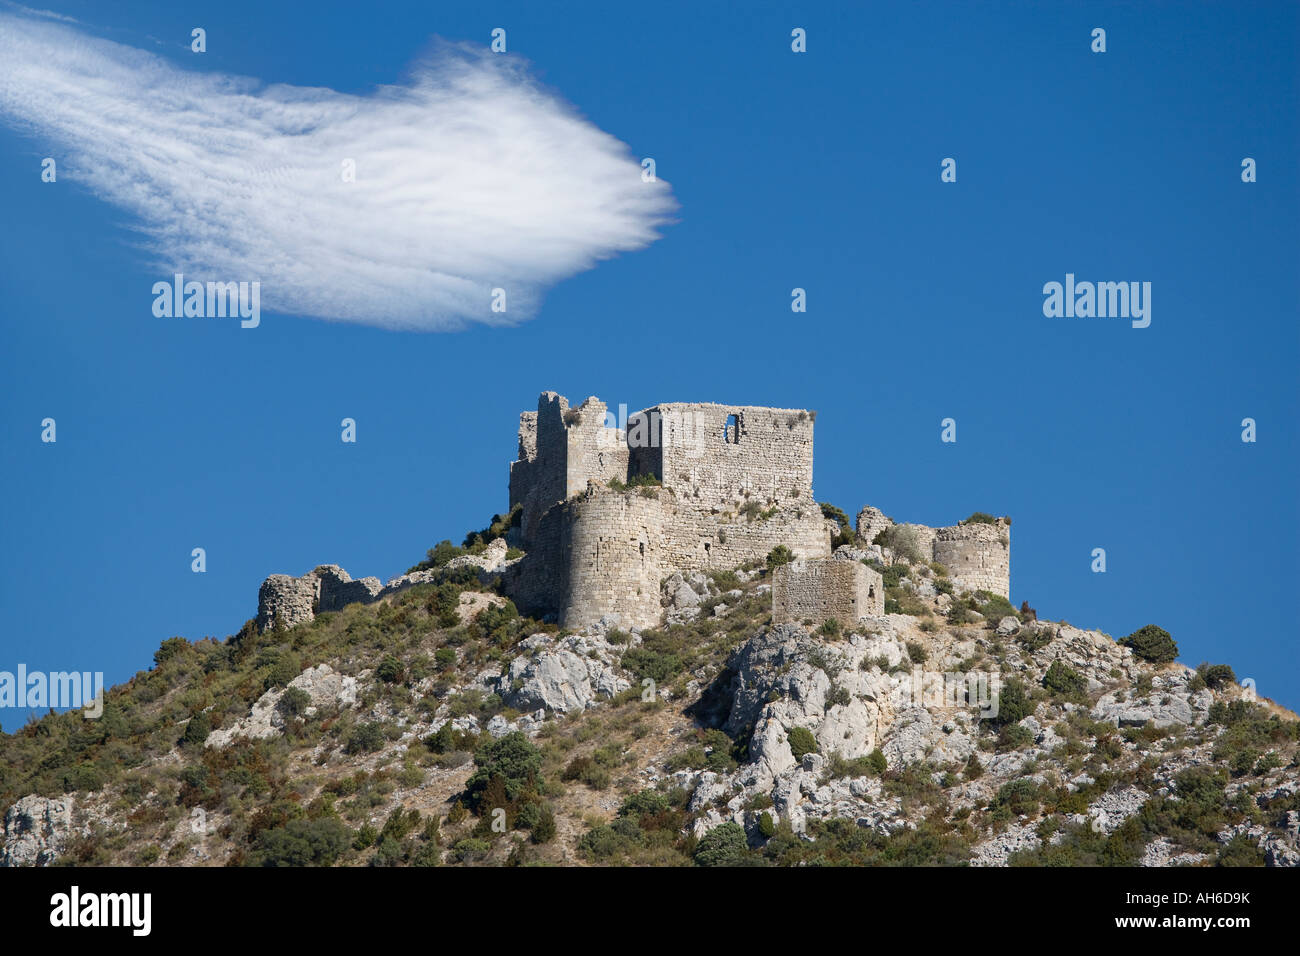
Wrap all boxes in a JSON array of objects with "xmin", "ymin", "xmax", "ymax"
[
  {"xmin": 1091, "ymin": 669, "xmax": 1213, "ymax": 729},
  {"xmin": 496, "ymin": 631, "xmax": 630, "ymax": 714},
  {"xmin": 1, "ymin": 795, "xmax": 73, "ymax": 867},
  {"xmin": 714, "ymin": 620, "xmax": 981, "ymax": 824},
  {"xmin": 443, "ymin": 538, "xmax": 512, "ymax": 576},
  {"xmin": 205, "ymin": 663, "xmax": 358, "ymax": 748}
]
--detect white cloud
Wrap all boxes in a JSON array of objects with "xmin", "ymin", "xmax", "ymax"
[{"xmin": 0, "ymin": 12, "xmax": 676, "ymax": 329}]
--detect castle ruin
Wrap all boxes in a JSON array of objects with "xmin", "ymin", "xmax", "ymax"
[
  {"xmin": 253, "ymin": 391, "xmax": 1011, "ymax": 634},
  {"xmin": 502, "ymin": 393, "xmax": 831, "ymax": 629}
]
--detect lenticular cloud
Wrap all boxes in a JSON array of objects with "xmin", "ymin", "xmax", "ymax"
[{"xmin": 0, "ymin": 12, "xmax": 676, "ymax": 329}]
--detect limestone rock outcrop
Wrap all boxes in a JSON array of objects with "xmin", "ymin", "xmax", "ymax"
[{"xmin": 1, "ymin": 795, "xmax": 74, "ymax": 867}]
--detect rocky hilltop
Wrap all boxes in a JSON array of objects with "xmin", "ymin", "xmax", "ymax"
[{"xmin": 1, "ymin": 504, "xmax": 1297, "ymax": 868}]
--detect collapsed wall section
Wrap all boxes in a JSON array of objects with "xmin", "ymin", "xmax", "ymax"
[{"xmin": 255, "ymin": 564, "xmax": 383, "ymax": 632}]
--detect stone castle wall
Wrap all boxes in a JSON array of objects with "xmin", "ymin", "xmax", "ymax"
[
  {"xmin": 648, "ymin": 403, "xmax": 815, "ymax": 505},
  {"xmin": 853, "ymin": 508, "xmax": 1011, "ymax": 600},
  {"xmin": 509, "ymin": 393, "xmax": 628, "ymax": 547},
  {"xmin": 255, "ymin": 564, "xmax": 383, "ymax": 632},
  {"xmin": 503, "ymin": 394, "xmax": 831, "ymax": 628},
  {"xmin": 558, "ymin": 486, "xmax": 666, "ymax": 629},
  {"xmin": 772, "ymin": 559, "xmax": 884, "ymax": 625},
  {"xmin": 933, "ymin": 522, "xmax": 1010, "ymax": 598},
  {"xmin": 253, "ymin": 393, "xmax": 1014, "ymax": 636}
]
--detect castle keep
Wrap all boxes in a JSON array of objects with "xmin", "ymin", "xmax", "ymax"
[{"xmin": 503, "ymin": 393, "xmax": 831, "ymax": 629}]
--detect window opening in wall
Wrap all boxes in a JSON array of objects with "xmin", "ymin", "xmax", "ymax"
[{"xmin": 724, "ymin": 413, "xmax": 740, "ymax": 444}]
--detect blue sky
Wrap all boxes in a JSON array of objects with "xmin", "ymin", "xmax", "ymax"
[{"xmin": 1, "ymin": 0, "xmax": 1297, "ymax": 727}]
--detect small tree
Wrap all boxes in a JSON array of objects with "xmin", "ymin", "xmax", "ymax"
[
  {"xmin": 376, "ymin": 655, "xmax": 404, "ymax": 683},
  {"xmin": 465, "ymin": 732, "xmax": 543, "ymax": 812},
  {"xmin": 694, "ymin": 822, "xmax": 749, "ymax": 867},
  {"xmin": 766, "ymin": 545, "xmax": 794, "ymax": 571},
  {"xmin": 1198, "ymin": 663, "xmax": 1236, "ymax": 690},
  {"xmin": 180, "ymin": 712, "xmax": 211, "ymax": 748},
  {"xmin": 1119, "ymin": 625, "xmax": 1178, "ymax": 664},
  {"xmin": 1042, "ymin": 661, "xmax": 1086, "ymax": 698},
  {"xmin": 988, "ymin": 679, "xmax": 1031, "ymax": 726}
]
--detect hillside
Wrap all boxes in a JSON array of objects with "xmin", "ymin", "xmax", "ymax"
[{"xmin": 2, "ymin": 515, "xmax": 1298, "ymax": 868}]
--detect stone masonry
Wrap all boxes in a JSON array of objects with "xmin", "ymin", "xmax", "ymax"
[
  {"xmin": 772, "ymin": 559, "xmax": 884, "ymax": 626},
  {"xmin": 503, "ymin": 393, "xmax": 832, "ymax": 629},
  {"xmin": 256, "ymin": 565, "xmax": 385, "ymax": 632},
  {"xmin": 251, "ymin": 392, "xmax": 1011, "ymax": 635},
  {"xmin": 854, "ymin": 507, "xmax": 1011, "ymax": 599}
]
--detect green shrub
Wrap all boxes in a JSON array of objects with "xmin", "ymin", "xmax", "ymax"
[
  {"xmin": 1042, "ymin": 661, "xmax": 1087, "ymax": 698},
  {"xmin": 465, "ymin": 732, "xmax": 543, "ymax": 812},
  {"xmin": 180, "ymin": 712, "xmax": 211, "ymax": 748},
  {"xmin": 820, "ymin": 503, "xmax": 853, "ymax": 548},
  {"xmin": 619, "ymin": 790, "xmax": 671, "ymax": 821},
  {"xmin": 1198, "ymin": 663, "xmax": 1236, "ymax": 690},
  {"xmin": 992, "ymin": 779, "xmax": 1041, "ymax": 818},
  {"xmin": 344, "ymin": 722, "xmax": 386, "ymax": 754},
  {"xmin": 694, "ymin": 821, "xmax": 749, "ymax": 867},
  {"xmin": 1119, "ymin": 625, "xmax": 1178, "ymax": 664},
  {"xmin": 873, "ymin": 526, "xmax": 926, "ymax": 564},
  {"xmin": 758, "ymin": 811, "xmax": 776, "ymax": 838},
  {"xmin": 906, "ymin": 641, "xmax": 929, "ymax": 665},
  {"xmin": 376, "ymin": 655, "xmax": 404, "ymax": 683},
  {"xmin": 579, "ymin": 818, "xmax": 645, "ymax": 861},
  {"xmin": 1216, "ymin": 834, "xmax": 1266, "ymax": 866},
  {"xmin": 787, "ymin": 726, "xmax": 818, "ymax": 760},
  {"xmin": 766, "ymin": 545, "xmax": 794, "ymax": 571},
  {"xmin": 277, "ymin": 686, "xmax": 312, "ymax": 719},
  {"xmin": 153, "ymin": 637, "xmax": 190, "ymax": 667},
  {"xmin": 530, "ymin": 805, "xmax": 557, "ymax": 844},
  {"xmin": 825, "ymin": 684, "xmax": 851, "ymax": 708},
  {"xmin": 988, "ymin": 679, "xmax": 1031, "ymax": 726},
  {"xmin": 450, "ymin": 838, "xmax": 490, "ymax": 862},
  {"xmin": 973, "ymin": 591, "xmax": 1019, "ymax": 626},
  {"xmin": 620, "ymin": 647, "xmax": 681, "ymax": 685},
  {"xmin": 249, "ymin": 817, "xmax": 351, "ymax": 867},
  {"xmin": 963, "ymin": 512, "xmax": 999, "ymax": 525}
]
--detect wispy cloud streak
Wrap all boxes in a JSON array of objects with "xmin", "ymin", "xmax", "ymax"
[{"xmin": 0, "ymin": 12, "xmax": 676, "ymax": 329}]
